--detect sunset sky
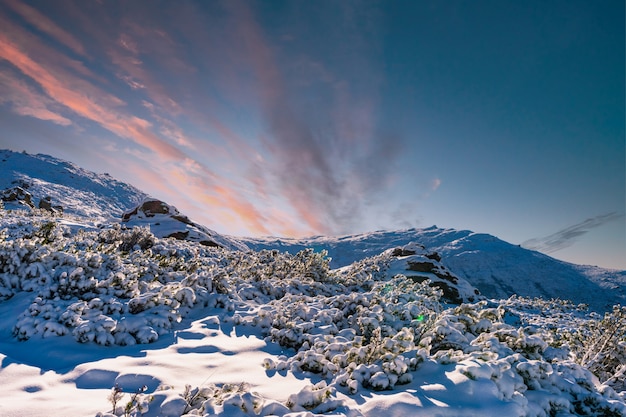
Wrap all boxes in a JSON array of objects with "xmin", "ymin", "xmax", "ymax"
[{"xmin": 0, "ymin": 0, "xmax": 624, "ymax": 269}]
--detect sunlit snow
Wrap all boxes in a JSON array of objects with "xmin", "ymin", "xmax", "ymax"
[{"xmin": 0, "ymin": 150, "xmax": 624, "ymax": 416}]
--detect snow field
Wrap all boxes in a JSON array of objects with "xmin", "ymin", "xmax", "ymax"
[{"xmin": 0, "ymin": 210, "xmax": 624, "ymax": 416}]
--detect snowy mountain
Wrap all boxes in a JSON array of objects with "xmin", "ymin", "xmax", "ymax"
[
  {"xmin": 242, "ymin": 228, "xmax": 626, "ymax": 312},
  {"xmin": 1, "ymin": 149, "xmax": 624, "ymax": 311},
  {"xmin": 0, "ymin": 149, "xmax": 246, "ymax": 251},
  {"xmin": 1, "ymin": 149, "xmax": 625, "ymax": 416},
  {"xmin": 1, "ymin": 148, "xmax": 624, "ymax": 310},
  {"xmin": 0, "ymin": 149, "xmax": 146, "ymax": 222}
]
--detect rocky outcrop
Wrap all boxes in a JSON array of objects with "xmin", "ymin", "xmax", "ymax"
[
  {"xmin": 0, "ymin": 186, "xmax": 64, "ymax": 214},
  {"xmin": 1, "ymin": 186, "xmax": 34, "ymax": 208},
  {"xmin": 122, "ymin": 199, "xmax": 171, "ymax": 220},
  {"xmin": 38, "ymin": 196, "xmax": 63, "ymax": 214},
  {"xmin": 121, "ymin": 197, "xmax": 248, "ymax": 251},
  {"xmin": 387, "ymin": 242, "xmax": 481, "ymax": 304}
]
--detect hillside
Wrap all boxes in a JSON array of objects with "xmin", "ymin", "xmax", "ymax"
[
  {"xmin": 242, "ymin": 229, "xmax": 626, "ymax": 312},
  {"xmin": 1, "ymin": 149, "xmax": 623, "ymax": 313},
  {"xmin": 0, "ymin": 150, "xmax": 147, "ymax": 222}
]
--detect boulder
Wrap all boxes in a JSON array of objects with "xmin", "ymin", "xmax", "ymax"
[
  {"xmin": 387, "ymin": 242, "xmax": 481, "ymax": 304},
  {"xmin": 121, "ymin": 197, "xmax": 247, "ymax": 251},
  {"xmin": 38, "ymin": 196, "xmax": 64, "ymax": 214}
]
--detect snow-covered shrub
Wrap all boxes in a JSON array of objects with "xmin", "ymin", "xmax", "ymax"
[
  {"xmin": 3, "ymin": 210, "xmax": 626, "ymax": 416},
  {"xmin": 1, "ymin": 219, "xmax": 229, "ymax": 345},
  {"xmin": 99, "ymin": 384, "xmax": 151, "ymax": 417},
  {"xmin": 179, "ymin": 382, "xmax": 284, "ymax": 416},
  {"xmin": 498, "ymin": 297, "xmax": 626, "ymax": 393},
  {"xmin": 559, "ymin": 305, "xmax": 626, "ymax": 391},
  {"xmin": 286, "ymin": 381, "xmax": 335, "ymax": 412},
  {"xmin": 425, "ymin": 298, "xmax": 626, "ymax": 416},
  {"xmin": 98, "ymin": 225, "xmax": 155, "ymax": 252},
  {"xmin": 255, "ymin": 269, "xmax": 443, "ymax": 392}
]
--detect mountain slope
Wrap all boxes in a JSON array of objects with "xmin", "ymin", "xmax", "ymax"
[
  {"xmin": 0, "ymin": 149, "xmax": 146, "ymax": 221},
  {"xmin": 241, "ymin": 228, "xmax": 626, "ymax": 312}
]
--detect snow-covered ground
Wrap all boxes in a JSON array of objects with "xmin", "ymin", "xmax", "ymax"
[
  {"xmin": 0, "ymin": 208, "xmax": 625, "ymax": 417},
  {"xmin": 0, "ymin": 149, "xmax": 146, "ymax": 223},
  {"xmin": 1, "ymin": 150, "xmax": 625, "ymax": 416}
]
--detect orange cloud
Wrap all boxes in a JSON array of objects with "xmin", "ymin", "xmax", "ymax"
[
  {"xmin": 0, "ymin": 71, "xmax": 71, "ymax": 126},
  {"xmin": 0, "ymin": 33, "xmax": 190, "ymax": 163},
  {"xmin": 212, "ymin": 185, "xmax": 270, "ymax": 235}
]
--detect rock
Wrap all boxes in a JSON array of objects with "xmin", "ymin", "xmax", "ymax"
[
  {"xmin": 38, "ymin": 196, "xmax": 64, "ymax": 213},
  {"xmin": 387, "ymin": 242, "xmax": 482, "ymax": 304},
  {"xmin": 122, "ymin": 199, "xmax": 171, "ymax": 220},
  {"xmin": 1, "ymin": 186, "xmax": 34, "ymax": 208},
  {"xmin": 122, "ymin": 197, "xmax": 248, "ymax": 251}
]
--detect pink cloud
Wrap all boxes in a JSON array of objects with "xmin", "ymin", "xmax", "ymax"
[
  {"xmin": 4, "ymin": 0, "xmax": 86, "ymax": 57},
  {"xmin": 221, "ymin": 1, "xmax": 396, "ymax": 236},
  {"xmin": 0, "ymin": 4, "xmax": 285, "ymax": 238},
  {"xmin": 0, "ymin": 1, "xmax": 404, "ymax": 238},
  {"xmin": 0, "ymin": 33, "xmax": 190, "ymax": 163},
  {"xmin": 213, "ymin": 185, "xmax": 271, "ymax": 235},
  {"xmin": 0, "ymin": 71, "xmax": 71, "ymax": 126}
]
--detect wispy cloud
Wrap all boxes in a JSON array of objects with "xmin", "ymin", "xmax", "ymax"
[
  {"xmin": 522, "ymin": 212, "xmax": 624, "ymax": 254},
  {"xmin": 228, "ymin": 0, "xmax": 403, "ymax": 235},
  {"xmin": 3, "ymin": 0, "xmax": 86, "ymax": 56},
  {"xmin": 0, "ymin": 1, "xmax": 427, "ymax": 238},
  {"xmin": 0, "ymin": 30, "xmax": 189, "ymax": 162},
  {"xmin": 0, "ymin": 70, "xmax": 71, "ymax": 126}
]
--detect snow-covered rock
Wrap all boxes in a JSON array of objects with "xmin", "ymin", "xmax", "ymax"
[
  {"xmin": 122, "ymin": 197, "xmax": 248, "ymax": 251},
  {"xmin": 386, "ymin": 242, "xmax": 481, "ymax": 304}
]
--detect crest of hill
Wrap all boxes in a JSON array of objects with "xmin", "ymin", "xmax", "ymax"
[
  {"xmin": 0, "ymin": 149, "xmax": 146, "ymax": 221},
  {"xmin": 0, "ymin": 150, "xmax": 247, "ymax": 251}
]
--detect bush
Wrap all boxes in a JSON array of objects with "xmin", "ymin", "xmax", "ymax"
[{"xmin": 567, "ymin": 305, "xmax": 626, "ymax": 391}]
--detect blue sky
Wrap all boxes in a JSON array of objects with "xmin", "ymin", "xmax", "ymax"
[{"xmin": 0, "ymin": 0, "xmax": 624, "ymax": 269}]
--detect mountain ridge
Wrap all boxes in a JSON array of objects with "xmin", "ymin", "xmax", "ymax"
[{"xmin": 0, "ymin": 149, "xmax": 146, "ymax": 221}]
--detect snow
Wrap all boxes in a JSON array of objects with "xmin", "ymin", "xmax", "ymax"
[
  {"xmin": 0, "ymin": 214, "xmax": 624, "ymax": 416},
  {"xmin": 0, "ymin": 149, "xmax": 625, "ymax": 416}
]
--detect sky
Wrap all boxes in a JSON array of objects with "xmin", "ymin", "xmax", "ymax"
[{"xmin": 0, "ymin": 0, "xmax": 624, "ymax": 269}]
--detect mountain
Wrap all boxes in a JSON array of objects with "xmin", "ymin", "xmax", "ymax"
[
  {"xmin": 242, "ymin": 229, "xmax": 626, "ymax": 312},
  {"xmin": 0, "ymin": 150, "xmax": 246, "ymax": 251},
  {"xmin": 0, "ymin": 149, "xmax": 146, "ymax": 222},
  {"xmin": 1, "ymin": 148, "xmax": 624, "ymax": 311}
]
